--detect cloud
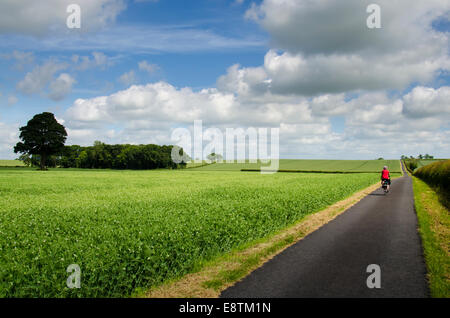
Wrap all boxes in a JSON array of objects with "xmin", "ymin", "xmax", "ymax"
[
  {"xmin": 0, "ymin": 122, "xmax": 19, "ymax": 159},
  {"xmin": 63, "ymin": 81, "xmax": 450, "ymax": 158},
  {"xmin": 0, "ymin": 0, "xmax": 126, "ymax": 35},
  {"xmin": 309, "ymin": 94, "xmax": 349, "ymax": 117},
  {"xmin": 7, "ymin": 95, "xmax": 18, "ymax": 106},
  {"xmin": 238, "ymin": 0, "xmax": 450, "ymax": 95},
  {"xmin": 16, "ymin": 60, "xmax": 68, "ymax": 95},
  {"xmin": 217, "ymin": 42, "xmax": 449, "ymax": 96},
  {"xmin": 402, "ymin": 86, "xmax": 450, "ymax": 119},
  {"xmin": 48, "ymin": 73, "xmax": 76, "ymax": 101},
  {"xmin": 217, "ymin": 64, "xmax": 269, "ymax": 97},
  {"xmin": 0, "ymin": 50, "xmax": 34, "ymax": 70},
  {"xmin": 0, "ymin": 25, "xmax": 266, "ymax": 53},
  {"xmin": 67, "ymin": 82, "xmax": 234, "ymax": 125},
  {"xmin": 3, "ymin": 0, "xmax": 448, "ymax": 159},
  {"xmin": 246, "ymin": 0, "xmax": 450, "ymax": 56},
  {"xmin": 65, "ymin": 82, "xmax": 325, "ymax": 129},
  {"xmin": 265, "ymin": 50, "xmax": 447, "ymax": 95},
  {"xmin": 72, "ymin": 52, "xmax": 110, "ymax": 70},
  {"xmin": 118, "ymin": 70, "xmax": 137, "ymax": 86},
  {"xmin": 138, "ymin": 61, "xmax": 158, "ymax": 74},
  {"xmin": 15, "ymin": 59, "xmax": 78, "ymax": 100},
  {"xmin": 92, "ymin": 52, "xmax": 108, "ymax": 66}
]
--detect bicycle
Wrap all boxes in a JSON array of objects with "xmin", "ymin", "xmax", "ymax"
[{"xmin": 381, "ymin": 179, "xmax": 390, "ymax": 194}]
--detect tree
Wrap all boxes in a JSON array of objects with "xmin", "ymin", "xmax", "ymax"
[
  {"xmin": 17, "ymin": 154, "xmax": 31, "ymax": 167},
  {"xmin": 14, "ymin": 112, "xmax": 67, "ymax": 170},
  {"xmin": 207, "ymin": 152, "xmax": 223, "ymax": 162}
]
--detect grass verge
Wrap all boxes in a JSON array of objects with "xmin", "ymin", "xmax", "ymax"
[
  {"xmin": 143, "ymin": 180, "xmax": 384, "ymax": 298},
  {"xmin": 412, "ymin": 176, "xmax": 450, "ymax": 298}
]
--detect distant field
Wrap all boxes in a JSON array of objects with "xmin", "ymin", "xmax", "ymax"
[
  {"xmin": 0, "ymin": 160, "xmax": 25, "ymax": 167},
  {"xmin": 190, "ymin": 159, "xmax": 401, "ymax": 173},
  {"xmin": 185, "ymin": 161, "xmax": 213, "ymax": 169},
  {"xmin": 416, "ymin": 159, "xmax": 445, "ymax": 169}
]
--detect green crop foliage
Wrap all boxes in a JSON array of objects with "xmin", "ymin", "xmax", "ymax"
[
  {"xmin": 0, "ymin": 160, "xmax": 25, "ymax": 167},
  {"xmin": 0, "ymin": 168, "xmax": 382, "ymax": 297},
  {"xmin": 191, "ymin": 159, "xmax": 401, "ymax": 173}
]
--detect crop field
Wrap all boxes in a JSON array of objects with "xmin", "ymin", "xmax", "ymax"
[
  {"xmin": 0, "ymin": 167, "xmax": 385, "ymax": 297},
  {"xmin": 0, "ymin": 160, "xmax": 25, "ymax": 167},
  {"xmin": 190, "ymin": 159, "xmax": 401, "ymax": 173},
  {"xmin": 185, "ymin": 161, "xmax": 211, "ymax": 169},
  {"xmin": 416, "ymin": 159, "xmax": 445, "ymax": 169}
]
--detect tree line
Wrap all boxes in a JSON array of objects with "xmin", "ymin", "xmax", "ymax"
[
  {"xmin": 14, "ymin": 112, "xmax": 187, "ymax": 170},
  {"xmin": 61, "ymin": 142, "xmax": 186, "ymax": 169},
  {"xmin": 21, "ymin": 141, "xmax": 188, "ymax": 170},
  {"xmin": 401, "ymin": 154, "xmax": 434, "ymax": 160}
]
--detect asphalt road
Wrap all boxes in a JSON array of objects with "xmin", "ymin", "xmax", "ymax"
[{"xmin": 221, "ymin": 165, "xmax": 429, "ymax": 298}]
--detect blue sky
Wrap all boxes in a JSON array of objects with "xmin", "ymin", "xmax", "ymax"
[
  {"xmin": 0, "ymin": 0, "xmax": 449, "ymax": 159},
  {"xmin": 0, "ymin": 0, "xmax": 267, "ymax": 118},
  {"xmin": 0, "ymin": 1, "xmax": 267, "ymax": 98}
]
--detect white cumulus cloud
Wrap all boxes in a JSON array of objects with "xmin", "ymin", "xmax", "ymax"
[{"xmin": 403, "ymin": 86, "xmax": 450, "ymax": 119}]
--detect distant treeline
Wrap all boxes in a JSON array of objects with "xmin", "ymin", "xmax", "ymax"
[
  {"xmin": 404, "ymin": 159, "xmax": 419, "ymax": 172},
  {"xmin": 27, "ymin": 141, "xmax": 187, "ymax": 170}
]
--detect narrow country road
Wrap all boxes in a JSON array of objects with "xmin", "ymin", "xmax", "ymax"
[{"xmin": 221, "ymin": 164, "xmax": 429, "ymax": 298}]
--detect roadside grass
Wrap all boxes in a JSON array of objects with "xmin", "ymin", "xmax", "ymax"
[{"xmin": 412, "ymin": 176, "xmax": 450, "ymax": 298}]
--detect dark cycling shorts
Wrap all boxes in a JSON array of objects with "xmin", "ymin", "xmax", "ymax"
[{"xmin": 382, "ymin": 178, "xmax": 391, "ymax": 185}]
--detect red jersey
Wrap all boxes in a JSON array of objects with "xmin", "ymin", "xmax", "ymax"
[{"xmin": 382, "ymin": 169, "xmax": 390, "ymax": 179}]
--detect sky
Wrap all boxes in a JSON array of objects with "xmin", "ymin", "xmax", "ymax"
[{"xmin": 0, "ymin": 0, "xmax": 449, "ymax": 160}]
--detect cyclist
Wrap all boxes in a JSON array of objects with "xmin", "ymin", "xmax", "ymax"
[{"xmin": 381, "ymin": 166, "xmax": 391, "ymax": 192}]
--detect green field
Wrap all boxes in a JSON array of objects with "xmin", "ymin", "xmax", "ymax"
[
  {"xmin": 185, "ymin": 161, "xmax": 212, "ymax": 169},
  {"xmin": 416, "ymin": 159, "xmax": 445, "ymax": 170},
  {"xmin": 190, "ymin": 159, "xmax": 401, "ymax": 173},
  {"xmin": 0, "ymin": 160, "xmax": 25, "ymax": 167},
  {"xmin": 0, "ymin": 167, "xmax": 384, "ymax": 297}
]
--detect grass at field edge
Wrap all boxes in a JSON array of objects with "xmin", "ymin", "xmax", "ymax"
[{"xmin": 412, "ymin": 176, "xmax": 450, "ymax": 298}]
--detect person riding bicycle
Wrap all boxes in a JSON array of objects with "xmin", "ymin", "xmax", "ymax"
[{"xmin": 381, "ymin": 166, "xmax": 391, "ymax": 192}]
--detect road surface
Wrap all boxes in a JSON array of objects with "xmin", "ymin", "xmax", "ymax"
[{"xmin": 221, "ymin": 164, "xmax": 429, "ymax": 297}]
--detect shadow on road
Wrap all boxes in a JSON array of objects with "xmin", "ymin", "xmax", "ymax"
[{"xmin": 369, "ymin": 193, "xmax": 387, "ymax": 196}]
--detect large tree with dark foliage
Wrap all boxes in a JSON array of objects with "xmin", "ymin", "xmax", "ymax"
[{"xmin": 14, "ymin": 112, "xmax": 67, "ymax": 170}]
